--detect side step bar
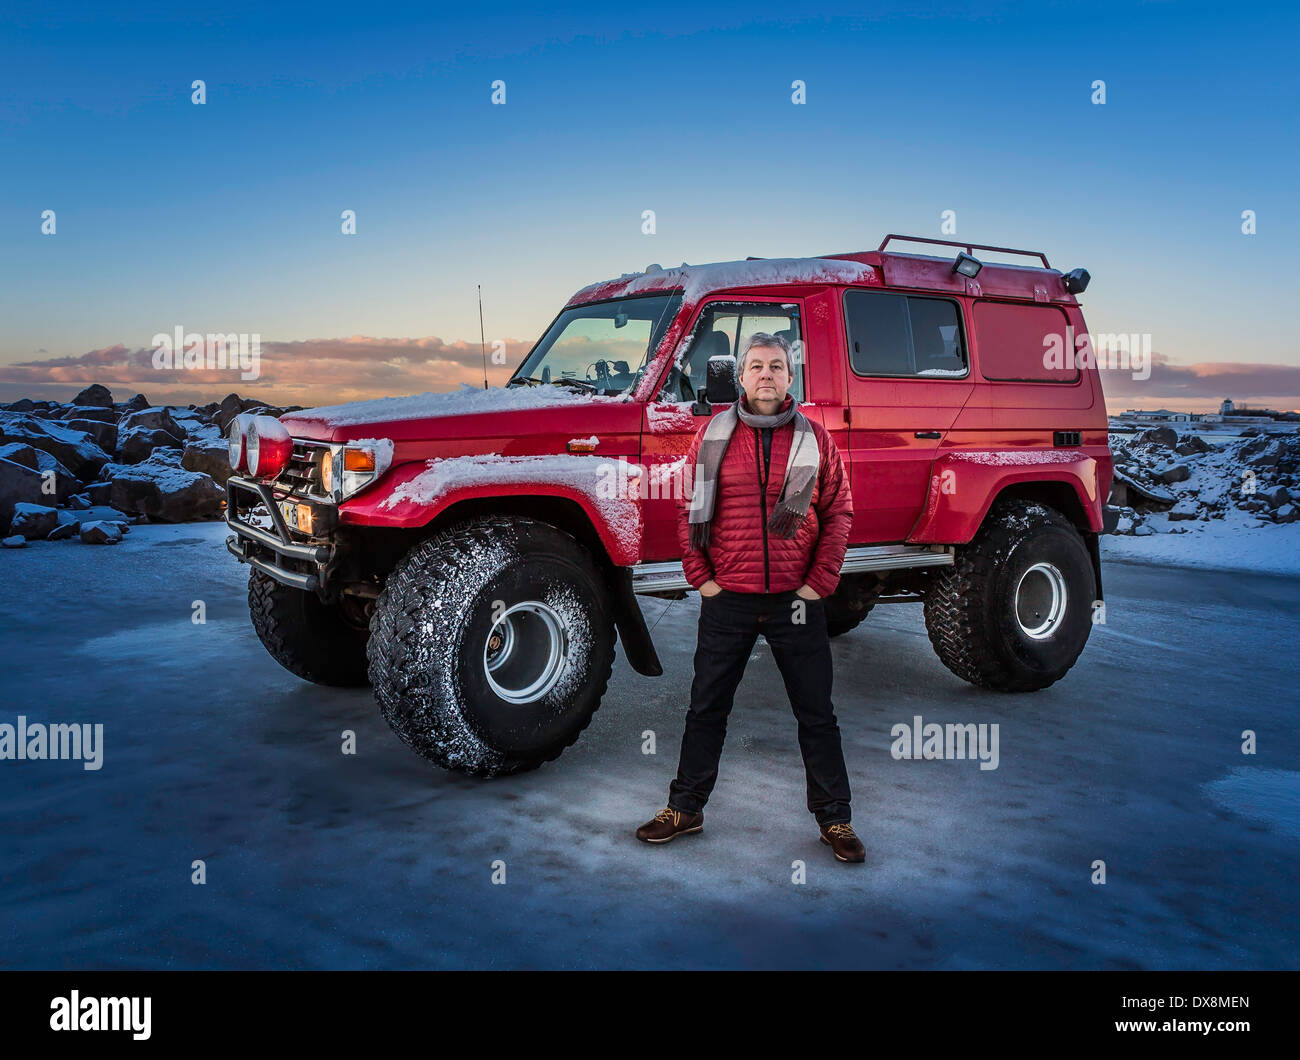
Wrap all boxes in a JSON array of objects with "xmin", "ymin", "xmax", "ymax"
[{"xmin": 631, "ymin": 543, "xmax": 955, "ymax": 595}]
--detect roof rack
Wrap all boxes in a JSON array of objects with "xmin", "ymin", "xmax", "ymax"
[{"xmin": 877, "ymin": 234, "xmax": 1051, "ymax": 269}]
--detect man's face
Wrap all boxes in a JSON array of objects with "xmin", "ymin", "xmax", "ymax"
[{"xmin": 740, "ymin": 345, "xmax": 791, "ymax": 411}]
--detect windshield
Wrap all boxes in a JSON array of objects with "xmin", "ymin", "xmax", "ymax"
[{"xmin": 508, "ymin": 293, "xmax": 683, "ymax": 396}]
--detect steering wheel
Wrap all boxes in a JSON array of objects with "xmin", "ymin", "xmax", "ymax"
[{"xmin": 586, "ymin": 360, "xmax": 613, "ymax": 389}]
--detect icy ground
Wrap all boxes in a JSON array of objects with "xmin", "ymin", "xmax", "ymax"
[{"xmin": 1, "ymin": 524, "xmax": 1296, "ymax": 969}]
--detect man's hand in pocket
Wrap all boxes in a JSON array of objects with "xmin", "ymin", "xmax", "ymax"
[
  {"xmin": 795, "ymin": 584, "xmax": 821, "ymax": 601},
  {"xmin": 700, "ymin": 580, "xmax": 723, "ymax": 598}
]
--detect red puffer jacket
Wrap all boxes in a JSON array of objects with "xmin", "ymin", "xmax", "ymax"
[{"xmin": 676, "ymin": 398, "xmax": 853, "ymax": 598}]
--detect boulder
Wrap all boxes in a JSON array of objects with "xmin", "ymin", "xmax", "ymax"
[
  {"xmin": 66, "ymin": 493, "xmax": 90, "ymax": 509},
  {"xmin": 0, "ymin": 413, "xmax": 110, "ymax": 480},
  {"xmin": 123, "ymin": 393, "xmax": 150, "ymax": 412},
  {"xmin": 1260, "ymin": 485, "xmax": 1291, "ymax": 509},
  {"xmin": 117, "ymin": 425, "xmax": 183, "ymax": 464},
  {"xmin": 0, "ymin": 442, "xmax": 39, "ymax": 471},
  {"xmin": 56, "ymin": 405, "xmax": 117, "ymax": 424},
  {"xmin": 1133, "ymin": 524, "xmax": 1155, "ymax": 536},
  {"xmin": 4, "ymin": 398, "xmax": 37, "ymax": 413},
  {"xmin": 0, "ymin": 443, "xmax": 80, "ymax": 506},
  {"xmin": 118, "ymin": 406, "xmax": 185, "ymax": 440},
  {"xmin": 1135, "ymin": 426, "xmax": 1178, "ymax": 449},
  {"xmin": 82, "ymin": 481, "xmax": 113, "ymax": 505},
  {"xmin": 1244, "ymin": 439, "xmax": 1282, "ymax": 468},
  {"xmin": 1273, "ymin": 503, "xmax": 1300, "ymax": 524},
  {"xmin": 9, "ymin": 503, "xmax": 58, "ymax": 539},
  {"xmin": 101, "ymin": 450, "xmax": 224, "ymax": 522},
  {"xmin": 65, "ymin": 418, "xmax": 118, "ymax": 451},
  {"xmin": 0, "ymin": 458, "xmax": 45, "ymax": 532},
  {"xmin": 182, "ymin": 433, "xmax": 235, "ymax": 485},
  {"xmin": 1, "ymin": 534, "xmax": 25, "ymax": 548},
  {"xmin": 1156, "ymin": 462, "xmax": 1191, "ymax": 484},
  {"xmin": 1168, "ymin": 499, "xmax": 1200, "ymax": 521},
  {"xmin": 1175, "ymin": 435, "xmax": 1212, "ymax": 456},
  {"xmin": 216, "ymin": 393, "xmax": 244, "ymax": 431},
  {"xmin": 79, "ymin": 520, "xmax": 123, "ymax": 545},
  {"xmin": 47, "ymin": 522, "xmax": 78, "ymax": 540},
  {"xmin": 73, "ymin": 384, "xmax": 114, "ymax": 408}
]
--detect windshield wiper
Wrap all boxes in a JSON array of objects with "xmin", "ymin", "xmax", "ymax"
[
  {"xmin": 551, "ymin": 377, "xmax": 598, "ymax": 393},
  {"xmin": 507, "ymin": 376, "xmax": 542, "ymax": 387}
]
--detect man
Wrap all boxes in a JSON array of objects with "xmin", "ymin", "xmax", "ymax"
[{"xmin": 635, "ymin": 332, "xmax": 864, "ymax": 863}]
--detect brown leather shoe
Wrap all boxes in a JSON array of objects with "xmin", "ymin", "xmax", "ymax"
[
  {"xmin": 635, "ymin": 806, "xmax": 704, "ymax": 843},
  {"xmin": 819, "ymin": 822, "xmax": 866, "ymax": 863}
]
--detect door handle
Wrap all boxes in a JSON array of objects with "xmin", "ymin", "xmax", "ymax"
[{"xmin": 915, "ymin": 431, "xmax": 942, "ymax": 439}]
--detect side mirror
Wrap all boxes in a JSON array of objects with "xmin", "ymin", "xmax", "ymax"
[{"xmin": 693, "ymin": 355, "xmax": 738, "ymax": 415}]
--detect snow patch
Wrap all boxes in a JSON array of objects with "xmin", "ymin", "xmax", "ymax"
[
  {"xmin": 293, "ymin": 382, "xmax": 622, "ymax": 428},
  {"xmin": 572, "ymin": 256, "xmax": 877, "ymax": 305},
  {"xmin": 379, "ymin": 453, "xmax": 642, "ymax": 557}
]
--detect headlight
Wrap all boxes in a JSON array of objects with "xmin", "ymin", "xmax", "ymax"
[{"xmin": 323, "ymin": 439, "xmax": 393, "ymax": 500}]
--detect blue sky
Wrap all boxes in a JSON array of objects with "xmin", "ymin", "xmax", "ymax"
[{"xmin": 2, "ymin": 0, "xmax": 1297, "ymax": 409}]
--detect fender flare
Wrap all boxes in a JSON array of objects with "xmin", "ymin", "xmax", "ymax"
[{"xmin": 909, "ymin": 450, "xmax": 1104, "ymax": 544}]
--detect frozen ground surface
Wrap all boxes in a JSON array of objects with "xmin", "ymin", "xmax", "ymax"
[{"xmin": 0, "ymin": 523, "xmax": 1296, "ymax": 969}]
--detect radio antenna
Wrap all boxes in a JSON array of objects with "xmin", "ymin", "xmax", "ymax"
[{"xmin": 478, "ymin": 284, "xmax": 488, "ymax": 390}]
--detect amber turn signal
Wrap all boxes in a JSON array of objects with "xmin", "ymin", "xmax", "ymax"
[{"xmin": 343, "ymin": 448, "xmax": 376, "ymax": 472}]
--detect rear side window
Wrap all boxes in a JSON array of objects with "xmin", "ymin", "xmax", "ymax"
[
  {"xmin": 843, "ymin": 290, "xmax": 967, "ymax": 378},
  {"xmin": 974, "ymin": 301, "xmax": 1078, "ymax": 383}
]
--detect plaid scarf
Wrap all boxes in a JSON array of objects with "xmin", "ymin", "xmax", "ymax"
[{"xmin": 687, "ymin": 394, "xmax": 821, "ymax": 550}]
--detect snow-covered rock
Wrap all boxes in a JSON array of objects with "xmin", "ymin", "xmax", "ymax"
[
  {"xmin": 79, "ymin": 520, "xmax": 123, "ymax": 545},
  {"xmin": 118, "ymin": 406, "xmax": 185, "ymax": 440},
  {"xmin": 181, "ymin": 427, "xmax": 234, "ymax": 485},
  {"xmin": 100, "ymin": 449, "xmax": 224, "ymax": 522},
  {"xmin": 64, "ymin": 418, "xmax": 118, "ymax": 451},
  {"xmin": 117, "ymin": 425, "xmax": 183, "ymax": 465},
  {"xmin": 9, "ymin": 503, "xmax": 59, "ymax": 539},
  {"xmin": 0, "ymin": 458, "xmax": 46, "ymax": 532},
  {"xmin": 1, "ymin": 534, "xmax": 25, "ymax": 548},
  {"xmin": 0, "ymin": 413, "xmax": 109, "ymax": 480},
  {"xmin": 55, "ymin": 405, "xmax": 116, "ymax": 424}
]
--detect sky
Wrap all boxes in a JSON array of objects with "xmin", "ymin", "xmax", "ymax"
[{"xmin": 2, "ymin": 0, "xmax": 1297, "ymax": 412}]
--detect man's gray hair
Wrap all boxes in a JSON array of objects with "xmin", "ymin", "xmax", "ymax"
[{"xmin": 737, "ymin": 331, "xmax": 793, "ymax": 375}]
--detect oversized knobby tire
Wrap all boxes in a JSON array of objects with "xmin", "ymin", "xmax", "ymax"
[
  {"xmin": 923, "ymin": 499, "xmax": 1096, "ymax": 692},
  {"xmin": 823, "ymin": 575, "xmax": 882, "ymax": 638},
  {"xmin": 248, "ymin": 569, "xmax": 372, "ymax": 687},
  {"xmin": 367, "ymin": 516, "xmax": 616, "ymax": 777}
]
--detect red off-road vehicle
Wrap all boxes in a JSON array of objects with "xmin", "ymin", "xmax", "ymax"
[{"xmin": 226, "ymin": 235, "xmax": 1112, "ymax": 776}]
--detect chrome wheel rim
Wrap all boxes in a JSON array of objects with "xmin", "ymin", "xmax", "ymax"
[
  {"xmin": 483, "ymin": 601, "xmax": 569, "ymax": 704},
  {"xmin": 1015, "ymin": 561, "xmax": 1067, "ymax": 639}
]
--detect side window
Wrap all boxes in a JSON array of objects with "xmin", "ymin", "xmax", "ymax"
[
  {"xmin": 974, "ymin": 301, "xmax": 1078, "ymax": 383},
  {"xmin": 658, "ymin": 302, "xmax": 804, "ymax": 402},
  {"xmin": 843, "ymin": 289, "xmax": 967, "ymax": 378}
]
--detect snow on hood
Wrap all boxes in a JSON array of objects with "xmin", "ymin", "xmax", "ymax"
[
  {"xmin": 287, "ymin": 382, "xmax": 623, "ymax": 429},
  {"xmin": 570, "ymin": 256, "xmax": 878, "ymax": 305}
]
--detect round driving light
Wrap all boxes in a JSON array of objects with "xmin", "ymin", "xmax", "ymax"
[
  {"xmin": 227, "ymin": 415, "xmax": 247, "ymax": 471},
  {"xmin": 246, "ymin": 415, "xmax": 293, "ymax": 479}
]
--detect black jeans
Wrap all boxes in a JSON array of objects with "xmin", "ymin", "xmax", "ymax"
[{"xmin": 667, "ymin": 588, "xmax": 852, "ymax": 826}]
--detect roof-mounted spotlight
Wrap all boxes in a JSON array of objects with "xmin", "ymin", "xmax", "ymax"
[
  {"xmin": 1062, "ymin": 267, "xmax": 1091, "ymax": 294},
  {"xmin": 952, "ymin": 251, "xmax": 983, "ymax": 278}
]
